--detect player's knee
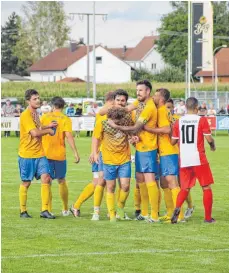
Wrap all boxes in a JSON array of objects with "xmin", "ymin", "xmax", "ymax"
[
  {"xmin": 21, "ymin": 182, "xmax": 31, "ymax": 188},
  {"xmin": 202, "ymin": 185, "xmax": 211, "ymax": 190},
  {"xmin": 41, "ymin": 174, "xmax": 51, "ymax": 184},
  {"xmin": 58, "ymin": 178, "xmax": 66, "ymax": 184},
  {"xmin": 122, "ymin": 184, "xmax": 130, "ymax": 192}
]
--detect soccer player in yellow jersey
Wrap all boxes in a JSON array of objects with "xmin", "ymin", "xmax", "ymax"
[
  {"xmin": 18, "ymin": 89, "xmax": 56, "ymax": 219},
  {"xmin": 108, "ymin": 80, "xmax": 159, "ymax": 223},
  {"xmin": 144, "ymin": 88, "xmax": 184, "ymax": 222},
  {"xmin": 40, "ymin": 97, "xmax": 80, "ymax": 216},
  {"xmin": 91, "ymin": 90, "xmax": 133, "ymax": 221},
  {"xmin": 93, "ymin": 106, "xmax": 132, "ymax": 222},
  {"xmin": 69, "ymin": 91, "xmax": 114, "ymax": 218},
  {"xmin": 166, "ymin": 98, "xmax": 195, "ymax": 219}
]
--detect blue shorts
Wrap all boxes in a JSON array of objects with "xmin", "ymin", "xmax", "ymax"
[
  {"xmin": 160, "ymin": 154, "xmax": 179, "ymax": 177},
  {"xmin": 48, "ymin": 159, "xmax": 67, "ymax": 179},
  {"xmin": 155, "ymin": 162, "xmax": 160, "ymax": 181},
  {"xmin": 135, "ymin": 150, "xmax": 157, "ymax": 173},
  {"xmin": 18, "ymin": 156, "xmax": 50, "ymax": 181},
  {"xmin": 103, "ymin": 161, "xmax": 131, "ymax": 181},
  {"xmin": 91, "ymin": 153, "xmax": 103, "ymax": 172}
]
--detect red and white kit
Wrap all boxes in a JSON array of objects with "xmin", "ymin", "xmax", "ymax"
[{"xmin": 172, "ymin": 115, "xmax": 214, "ymax": 189}]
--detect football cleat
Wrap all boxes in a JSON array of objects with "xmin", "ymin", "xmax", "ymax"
[
  {"xmin": 91, "ymin": 213, "xmax": 100, "ymax": 221},
  {"xmin": 40, "ymin": 210, "xmax": 56, "ymax": 219},
  {"xmin": 184, "ymin": 206, "xmax": 195, "ymax": 219},
  {"xmin": 134, "ymin": 210, "xmax": 141, "ymax": 218},
  {"xmin": 135, "ymin": 214, "xmax": 149, "ymax": 221},
  {"xmin": 70, "ymin": 205, "xmax": 80, "ymax": 217},
  {"xmin": 62, "ymin": 210, "xmax": 70, "ymax": 217},
  {"xmin": 20, "ymin": 211, "xmax": 32, "ymax": 218},
  {"xmin": 171, "ymin": 207, "xmax": 181, "ymax": 224},
  {"xmin": 146, "ymin": 217, "xmax": 159, "ymax": 223},
  {"xmin": 204, "ymin": 218, "xmax": 216, "ymax": 223}
]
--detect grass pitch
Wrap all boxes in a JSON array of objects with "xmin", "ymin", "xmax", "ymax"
[{"xmin": 1, "ymin": 133, "xmax": 229, "ymax": 273}]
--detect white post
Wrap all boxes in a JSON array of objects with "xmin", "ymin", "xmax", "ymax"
[
  {"xmin": 93, "ymin": 1, "xmax": 96, "ymax": 101},
  {"xmin": 214, "ymin": 57, "xmax": 218, "ymax": 109},
  {"xmin": 87, "ymin": 14, "xmax": 90, "ymax": 98},
  {"xmin": 188, "ymin": 1, "xmax": 191, "ymax": 97}
]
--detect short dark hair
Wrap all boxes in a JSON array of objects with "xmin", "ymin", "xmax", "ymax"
[
  {"xmin": 136, "ymin": 80, "xmax": 152, "ymax": 92},
  {"xmin": 156, "ymin": 88, "xmax": 170, "ymax": 102},
  {"xmin": 104, "ymin": 91, "xmax": 115, "ymax": 102},
  {"xmin": 51, "ymin": 96, "xmax": 65, "ymax": 109},
  {"xmin": 166, "ymin": 98, "xmax": 174, "ymax": 105},
  {"xmin": 25, "ymin": 89, "xmax": 39, "ymax": 101},
  {"xmin": 186, "ymin": 97, "xmax": 199, "ymax": 110},
  {"xmin": 114, "ymin": 89, "xmax": 128, "ymax": 102}
]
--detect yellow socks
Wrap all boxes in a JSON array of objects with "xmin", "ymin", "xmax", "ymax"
[
  {"xmin": 171, "ymin": 187, "xmax": 184, "ymax": 220},
  {"xmin": 139, "ymin": 183, "xmax": 149, "ymax": 216},
  {"xmin": 158, "ymin": 187, "xmax": 162, "ymax": 213},
  {"xmin": 106, "ymin": 192, "xmax": 115, "ymax": 219},
  {"xmin": 48, "ymin": 188, "xmax": 52, "ymax": 212},
  {"xmin": 41, "ymin": 184, "xmax": 51, "ymax": 212},
  {"xmin": 186, "ymin": 192, "xmax": 193, "ymax": 208},
  {"xmin": 117, "ymin": 190, "xmax": 129, "ymax": 209},
  {"xmin": 74, "ymin": 182, "xmax": 94, "ymax": 209},
  {"xmin": 163, "ymin": 188, "xmax": 174, "ymax": 218},
  {"xmin": 93, "ymin": 185, "xmax": 104, "ymax": 213},
  {"xmin": 19, "ymin": 185, "xmax": 28, "ymax": 213},
  {"xmin": 134, "ymin": 187, "xmax": 141, "ymax": 211},
  {"xmin": 146, "ymin": 182, "xmax": 159, "ymax": 220},
  {"xmin": 115, "ymin": 187, "xmax": 121, "ymax": 202},
  {"xmin": 59, "ymin": 181, "xmax": 69, "ymax": 211}
]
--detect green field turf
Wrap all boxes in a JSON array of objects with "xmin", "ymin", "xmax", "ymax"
[{"xmin": 1, "ymin": 133, "xmax": 229, "ymax": 273}]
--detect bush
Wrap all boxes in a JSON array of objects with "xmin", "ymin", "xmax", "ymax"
[{"xmin": 132, "ymin": 67, "xmax": 185, "ymax": 82}]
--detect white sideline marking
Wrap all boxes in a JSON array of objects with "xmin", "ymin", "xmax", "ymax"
[{"xmin": 2, "ymin": 248, "xmax": 229, "ymax": 259}]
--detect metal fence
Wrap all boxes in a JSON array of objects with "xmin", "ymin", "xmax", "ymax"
[{"xmin": 190, "ymin": 91, "xmax": 229, "ymax": 109}]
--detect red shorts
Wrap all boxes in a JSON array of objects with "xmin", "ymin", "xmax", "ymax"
[{"xmin": 179, "ymin": 164, "xmax": 214, "ymax": 189}]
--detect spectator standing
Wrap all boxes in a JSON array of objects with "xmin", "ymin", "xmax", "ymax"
[
  {"xmin": 40, "ymin": 101, "xmax": 51, "ymax": 115},
  {"xmin": 14, "ymin": 104, "xmax": 23, "ymax": 137},
  {"xmin": 2, "ymin": 99, "xmax": 15, "ymax": 137},
  {"xmin": 198, "ymin": 102, "xmax": 208, "ymax": 116},
  {"xmin": 86, "ymin": 102, "xmax": 99, "ymax": 137},
  {"xmin": 175, "ymin": 100, "xmax": 186, "ymax": 116},
  {"xmin": 75, "ymin": 103, "xmax": 83, "ymax": 137},
  {"xmin": 66, "ymin": 103, "xmax": 75, "ymax": 117},
  {"xmin": 217, "ymin": 106, "xmax": 226, "ymax": 115},
  {"xmin": 207, "ymin": 105, "xmax": 216, "ymax": 116}
]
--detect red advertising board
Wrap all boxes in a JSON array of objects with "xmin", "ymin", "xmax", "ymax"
[{"xmin": 206, "ymin": 116, "xmax": 216, "ymax": 130}]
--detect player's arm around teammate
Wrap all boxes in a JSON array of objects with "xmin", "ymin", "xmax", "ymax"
[{"xmin": 18, "ymin": 89, "xmax": 56, "ymax": 219}]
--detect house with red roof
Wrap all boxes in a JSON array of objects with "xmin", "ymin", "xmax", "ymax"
[
  {"xmin": 195, "ymin": 48, "xmax": 229, "ymax": 83},
  {"xmin": 29, "ymin": 35, "xmax": 166, "ymax": 83}
]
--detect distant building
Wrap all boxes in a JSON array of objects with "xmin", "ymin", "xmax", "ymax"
[
  {"xmin": 29, "ymin": 43, "xmax": 132, "ymax": 84},
  {"xmin": 1, "ymin": 74, "xmax": 30, "ymax": 83},
  {"xmin": 195, "ymin": 48, "xmax": 229, "ymax": 83},
  {"xmin": 107, "ymin": 36, "xmax": 166, "ymax": 73}
]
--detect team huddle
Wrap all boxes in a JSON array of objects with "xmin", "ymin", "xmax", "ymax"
[{"xmin": 18, "ymin": 80, "xmax": 216, "ymax": 224}]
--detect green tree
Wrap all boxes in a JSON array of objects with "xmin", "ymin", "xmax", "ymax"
[
  {"xmin": 14, "ymin": 1, "xmax": 70, "ymax": 63},
  {"xmin": 1, "ymin": 12, "xmax": 28, "ymax": 75},
  {"xmin": 156, "ymin": 1, "xmax": 229, "ymax": 70}
]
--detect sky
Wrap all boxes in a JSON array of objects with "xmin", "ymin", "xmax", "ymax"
[{"xmin": 1, "ymin": 1, "xmax": 173, "ymax": 47}]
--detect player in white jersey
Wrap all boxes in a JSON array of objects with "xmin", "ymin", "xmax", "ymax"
[{"xmin": 170, "ymin": 97, "xmax": 216, "ymax": 224}]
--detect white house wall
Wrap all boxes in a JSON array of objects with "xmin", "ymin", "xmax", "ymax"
[
  {"xmin": 127, "ymin": 48, "xmax": 166, "ymax": 74},
  {"xmin": 30, "ymin": 71, "xmax": 67, "ymax": 82},
  {"xmin": 67, "ymin": 46, "xmax": 131, "ymax": 83}
]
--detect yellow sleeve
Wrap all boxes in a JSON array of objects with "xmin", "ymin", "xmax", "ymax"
[
  {"xmin": 64, "ymin": 117, "xmax": 72, "ymax": 133},
  {"xmin": 21, "ymin": 112, "xmax": 37, "ymax": 133},
  {"xmin": 92, "ymin": 118, "xmax": 103, "ymax": 139},
  {"xmin": 159, "ymin": 108, "xmax": 171, "ymax": 127},
  {"xmin": 137, "ymin": 105, "xmax": 152, "ymax": 124},
  {"xmin": 133, "ymin": 100, "xmax": 139, "ymax": 108}
]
